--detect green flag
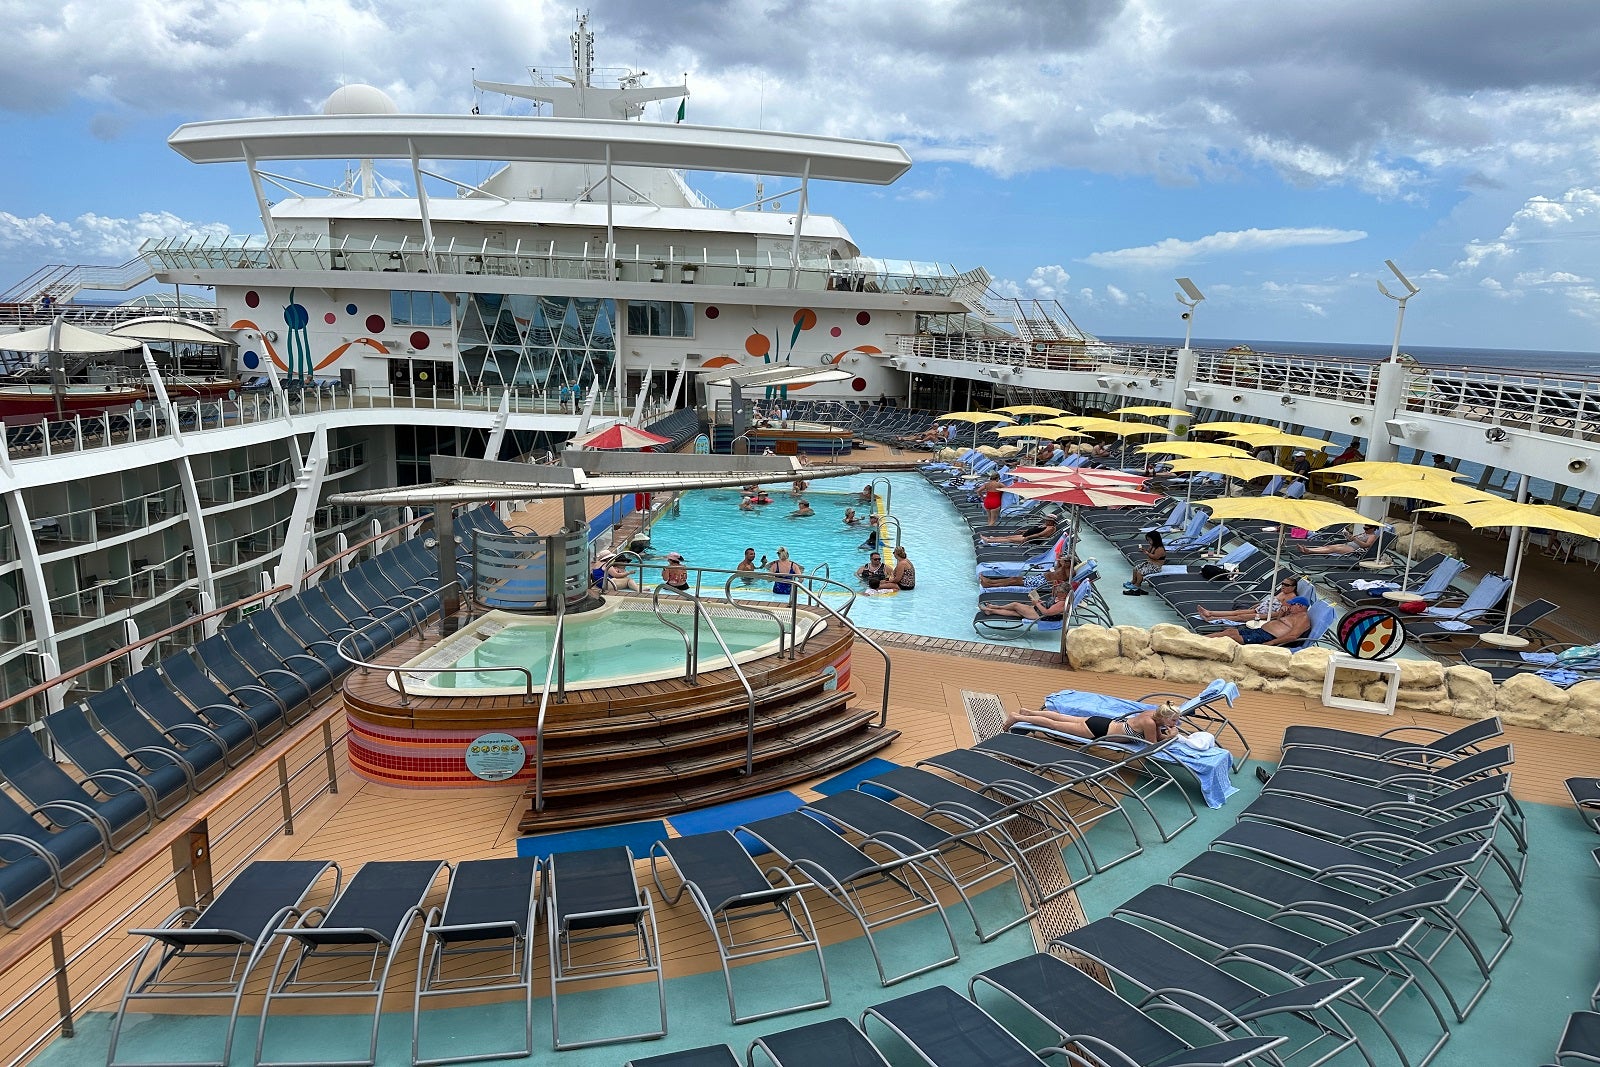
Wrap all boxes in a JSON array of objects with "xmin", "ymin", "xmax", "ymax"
[{"xmin": 676, "ymin": 98, "xmax": 686, "ymax": 123}]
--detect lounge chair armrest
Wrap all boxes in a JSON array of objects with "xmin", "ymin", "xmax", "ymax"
[
  {"xmin": 0, "ymin": 832, "xmax": 64, "ymax": 878},
  {"xmin": 231, "ymin": 683, "xmax": 289, "ymax": 715},
  {"xmin": 161, "ymin": 721, "xmax": 227, "ymax": 751},
  {"xmin": 124, "ymin": 746, "xmax": 198, "ymax": 791},
  {"xmin": 278, "ymin": 652, "xmax": 332, "ymax": 676},
  {"xmin": 1235, "ymin": 977, "xmax": 1364, "ymax": 1019},
  {"xmin": 194, "ymin": 701, "xmax": 261, "ymax": 745},
  {"xmin": 31, "ymin": 801, "xmax": 114, "ymax": 846},
  {"xmin": 82, "ymin": 768, "xmax": 161, "ymax": 812}
]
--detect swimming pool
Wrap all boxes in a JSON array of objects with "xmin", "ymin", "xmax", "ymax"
[
  {"xmin": 394, "ymin": 604, "xmax": 795, "ymax": 695},
  {"xmin": 640, "ymin": 473, "xmax": 989, "ymax": 642}
]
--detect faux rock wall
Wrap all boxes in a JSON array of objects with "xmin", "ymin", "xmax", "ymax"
[{"xmin": 1064, "ymin": 623, "xmax": 1599, "ymax": 737}]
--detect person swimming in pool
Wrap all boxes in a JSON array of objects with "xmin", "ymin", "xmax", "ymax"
[{"xmin": 768, "ymin": 547, "xmax": 802, "ymax": 597}]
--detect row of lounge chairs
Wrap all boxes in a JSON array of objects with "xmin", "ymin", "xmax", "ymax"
[
  {"xmin": 1550, "ymin": 776, "xmax": 1600, "ymax": 1065},
  {"xmin": 0, "ymin": 505, "xmax": 509, "ymax": 929}
]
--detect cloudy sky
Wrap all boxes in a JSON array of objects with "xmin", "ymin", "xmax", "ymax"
[{"xmin": 5, "ymin": 0, "xmax": 1600, "ymax": 352}]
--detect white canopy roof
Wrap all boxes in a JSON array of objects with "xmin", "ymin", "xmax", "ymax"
[
  {"xmin": 0, "ymin": 321, "xmax": 142, "ymax": 354},
  {"xmin": 107, "ymin": 317, "xmax": 233, "ymax": 345},
  {"xmin": 703, "ymin": 366, "xmax": 857, "ymax": 389},
  {"xmin": 167, "ymin": 114, "xmax": 913, "ymax": 185}
]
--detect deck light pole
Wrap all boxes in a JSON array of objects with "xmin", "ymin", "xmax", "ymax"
[
  {"xmin": 1175, "ymin": 277, "xmax": 1205, "ymax": 351},
  {"xmin": 1377, "ymin": 259, "xmax": 1419, "ymax": 363}
]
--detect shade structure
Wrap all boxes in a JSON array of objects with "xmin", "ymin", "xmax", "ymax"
[
  {"xmin": 993, "ymin": 424, "xmax": 1086, "ymax": 441},
  {"xmin": 1321, "ymin": 459, "xmax": 1433, "ymax": 479},
  {"xmin": 1008, "ymin": 466, "xmax": 1148, "ymax": 486},
  {"xmin": 1066, "ymin": 417, "xmax": 1174, "ymax": 437},
  {"xmin": 1165, "ymin": 456, "xmax": 1299, "ymax": 482},
  {"xmin": 993, "ymin": 404, "xmax": 1069, "ymax": 417},
  {"xmin": 1007, "ymin": 482, "xmax": 1160, "ymax": 508},
  {"xmin": 1190, "ymin": 420, "xmax": 1270, "ymax": 436},
  {"xmin": 1136, "ymin": 441, "xmax": 1247, "ymax": 459},
  {"xmin": 1335, "ymin": 472, "xmax": 1491, "ymax": 592},
  {"xmin": 567, "ymin": 424, "xmax": 672, "ymax": 450},
  {"xmin": 1418, "ymin": 499, "xmax": 1600, "ymax": 640},
  {"xmin": 0, "ymin": 319, "xmax": 142, "ymax": 355},
  {"xmin": 1110, "ymin": 405, "xmax": 1192, "ymax": 418},
  {"xmin": 939, "ymin": 410, "xmax": 1014, "ymax": 450},
  {"xmin": 1199, "ymin": 496, "xmax": 1373, "ymax": 617},
  {"xmin": 1225, "ymin": 431, "xmax": 1336, "ymax": 452}
]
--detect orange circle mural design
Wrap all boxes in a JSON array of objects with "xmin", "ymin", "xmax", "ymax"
[
  {"xmin": 792, "ymin": 309, "xmax": 817, "ymax": 331},
  {"xmin": 744, "ymin": 334, "xmax": 771, "ymax": 357}
]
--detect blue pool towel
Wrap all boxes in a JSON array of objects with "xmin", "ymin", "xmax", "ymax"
[
  {"xmin": 1042, "ymin": 690, "xmax": 1156, "ymax": 718},
  {"xmin": 668, "ymin": 792, "xmax": 805, "ymax": 837},
  {"xmin": 516, "ymin": 819, "xmax": 669, "ymax": 861},
  {"xmin": 813, "ymin": 758, "xmax": 901, "ymax": 797},
  {"xmin": 1535, "ymin": 668, "xmax": 1589, "ymax": 689},
  {"xmin": 1159, "ymin": 740, "xmax": 1238, "ymax": 808}
]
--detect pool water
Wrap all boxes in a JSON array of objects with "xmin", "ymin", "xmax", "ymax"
[
  {"xmin": 643, "ymin": 473, "xmax": 987, "ymax": 641},
  {"xmin": 436, "ymin": 610, "xmax": 784, "ymax": 688}
]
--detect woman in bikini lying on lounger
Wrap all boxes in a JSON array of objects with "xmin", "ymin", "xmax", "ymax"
[{"xmin": 1003, "ymin": 702, "xmax": 1182, "ymax": 743}]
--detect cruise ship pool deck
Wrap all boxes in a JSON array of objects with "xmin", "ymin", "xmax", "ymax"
[{"xmin": 9, "ymin": 446, "xmax": 1600, "ymax": 1067}]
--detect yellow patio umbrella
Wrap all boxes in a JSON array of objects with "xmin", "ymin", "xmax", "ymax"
[
  {"xmin": 1190, "ymin": 420, "xmax": 1270, "ymax": 436},
  {"xmin": 1165, "ymin": 456, "xmax": 1298, "ymax": 481},
  {"xmin": 1137, "ymin": 441, "xmax": 1247, "ymax": 458},
  {"xmin": 1337, "ymin": 473, "xmax": 1490, "ymax": 594},
  {"xmin": 994, "ymin": 424, "xmax": 1087, "ymax": 441},
  {"xmin": 1322, "ymin": 459, "xmax": 1434, "ymax": 479},
  {"xmin": 1069, "ymin": 418, "xmax": 1174, "ymax": 437},
  {"xmin": 1039, "ymin": 416, "xmax": 1092, "ymax": 428},
  {"xmin": 1198, "ymin": 496, "xmax": 1371, "ymax": 617},
  {"xmin": 993, "ymin": 404, "xmax": 1069, "ymax": 418},
  {"xmin": 1110, "ymin": 405, "xmax": 1192, "ymax": 418},
  {"xmin": 1225, "ymin": 431, "xmax": 1335, "ymax": 452},
  {"xmin": 1418, "ymin": 498, "xmax": 1600, "ymax": 643},
  {"xmin": 938, "ymin": 410, "xmax": 1014, "ymax": 450}
]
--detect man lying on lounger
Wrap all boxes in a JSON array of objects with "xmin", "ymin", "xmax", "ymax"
[{"xmin": 1214, "ymin": 596, "xmax": 1312, "ymax": 646}]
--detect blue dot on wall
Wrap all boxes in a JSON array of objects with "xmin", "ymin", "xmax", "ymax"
[
  {"xmin": 283, "ymin": 303, "xmax": 309, "ymax": 329},
  {"xmin": 242, "ymin": 351, "xmax": 260, "ymax": 369},
  {"xmin": 346, "ymin": 303, "xmax": 358, "ymax": 316}
]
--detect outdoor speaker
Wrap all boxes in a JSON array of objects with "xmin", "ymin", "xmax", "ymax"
[{"xmin": 1570, "ymin": 458, "xmax": 1590, "ymax": 473}]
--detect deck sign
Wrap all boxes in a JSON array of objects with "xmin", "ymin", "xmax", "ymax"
[{"xmin": 464, "ymin": 732, "xmax": 527, "ymax": 781}]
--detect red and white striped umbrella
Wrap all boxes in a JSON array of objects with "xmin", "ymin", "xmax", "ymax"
[
  {"xmin": 567, "ymin": 424, "xmax": 672, "ymax": 450},
  {"xmin": 1008, "ymin": 466, "xmax": 1149, "ymax": 487}
]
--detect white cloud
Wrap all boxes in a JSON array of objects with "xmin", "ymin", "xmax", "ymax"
[
  {"xmin": 1301, "ymin": 302, "xmax": 1327, "ymax": 317},
  {"xmin": 1084, "ymin": 227, "xmax": 1368, "ymax": 271},
  {"xmin": 0, "ymin": 210, "xmax": 230, "ymax": 262},
  {"xmin": 1105, "ymin": 284, "xmax": 1129, "ymax": 306}
]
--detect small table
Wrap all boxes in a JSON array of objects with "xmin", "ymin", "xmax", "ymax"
[
  {"xmin": 1381, "ymin": 590, "xmax": 1420, "ymax": 602},
  {"xmin": 1478, "ymin": 632, "xmax": 1531, "ymax": 649},
  {"xmin": 1357, "ymin": 560, "xmax": 1390, "ymax": 571},
  {"xmin": 1321, "ymin": 654, "xmax": 1401, "ymax": 716}
]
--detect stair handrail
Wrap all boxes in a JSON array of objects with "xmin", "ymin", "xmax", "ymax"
[
  {"xmin": 649, "ymin": 584, "xmax": 760, "ymax": 774},
  {"xmin": 786, "ymin": 574, "xmax": 892, "ymax": 728},
  {"xmin": 531, "ymin": 596, "xmax": 568, "ymax": 812}
]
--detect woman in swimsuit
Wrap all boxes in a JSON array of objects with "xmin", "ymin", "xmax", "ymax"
[
  {"xmin": 978, "ymin": 556, "xmax": 1072, "ymax": 590},
  {"xmin": 660, "ymin": 552, "xmax": 690, "ymax": 590},
  {"xmin": 978, "ymin": 474, "xmax": 1005, "ymax": 527},
  {"xmin": 888, "ymin": 545, "xmax": 916, "ymax": 590},
  {"xmin": 1002, "ymin": 703, "xmax": 1182, "ymax": 744},
  {"xmin": 768, "ymin": 546, "xmax": 802, "ymax": 596}
]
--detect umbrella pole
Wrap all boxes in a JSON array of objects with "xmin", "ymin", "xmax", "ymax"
[
  {"xmin": 1397, "ymin": 518, "xmax": 1420, "ymax": 593},
  {"xmin": 1501, "ymin": 533, "xmax": 1529, "ymax": 637},
  {"xmin": 1263, "ymin": 525, "xmax": 1286, "ymax": 622}
]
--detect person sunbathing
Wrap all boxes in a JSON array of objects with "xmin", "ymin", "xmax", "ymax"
[
  {"xmin": 1215, "ymin": 597, "xmax": 1313, "ymax": 645},
  {"xmin": 1002, "ymin": 702, "xmax": 1181, "ymax": 743},
  {"xmin": 977, "ymin": 588, "xmax": 1066, "ymax": 622},
  {"xmin": 1296, "ymin": 525, "xmax": 1377, "ymax": 556},
  {"xmin": 978, "ymin": 556, "xmax": 1072, "ymax": 590},
  {"xmin": 1194, "ymin": 577, "xmax": 1300, "ymax": 622},
  {"xmin": 979, "ymin": 516, "xmax": 1059, "ymax": 545}
]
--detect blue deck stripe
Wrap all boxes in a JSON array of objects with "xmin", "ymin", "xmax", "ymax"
[{"xmin": 515, "ymin": 819, "xmax": 669, "ymax": 861}]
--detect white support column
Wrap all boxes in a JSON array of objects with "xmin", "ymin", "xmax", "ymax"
[
  {"xmin": 409, "ymin": 140, "xmax": 437, "ymax": 267},
  {"xmin": 1360, "ymin": 360, "xmax": 1409, "ymax": 520},
  {"xmin": 666, "ymin": 365, "xmax": 687, "ymax": 411},
  {"xmin": 786, "ymin": 159, "xmax": 812, "ymax": 289},
  {"xmin": 604, "ymin": 144, "xmax": 614, "ymax": 253},
  {"xmin": 6, "ymin": 492, "xmax": 59, "ymax": 709},
  {"xmin": 174, "ymin": 454, "xmax": 217, "ymax": 620},
  {"xmin": 123, "ymin": 620, "xmax": 146, "ymax": 675},
  {"xmin": 272, "ymin": 427, "xmax": 330, "ymax": 595},
  {"xmin": 630, "ymin": 367, "xmax": 652, "ymax": 426},
  {"xmin": 483, "ymin": 389, "xmax": 511, "ymax": 460},
  {"xmin": 1170, "ymin": 344, "xmax": 1199, "ymax": 433},
  {"xmin": 244, "ymin": 146, "xmax": 277, "ymax": 245}
]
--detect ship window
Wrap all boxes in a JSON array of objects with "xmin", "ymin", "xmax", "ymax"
[
  {"xmin": 390, "ymin": 291, "xmax": 454, "ymax": 327},
  {"xmin": 626, "ymin": 300, "xmax": 694, "ymax": 338}
]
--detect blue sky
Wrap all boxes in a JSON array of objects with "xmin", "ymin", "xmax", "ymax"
[{"xmin": 5, "ymin": 0, "xmax": 1600, "ymax": 352}]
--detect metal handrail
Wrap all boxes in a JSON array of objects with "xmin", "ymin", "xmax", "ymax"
[
  {"xmin": 871, "ymin": 476, "xmax": 893, "ymax": 517},
  {"xmin": 879, "ymin": 515, "xmax": 905, "ymax": 551},
  {"xmin": 649, "ymin": 584, "xmax": 760, "ymax": 774},
  {"xmin": 786, "ymin": 577, "xmax": 892, "ymax": 727},
  {"xmin": 332, "ymin": 591, "xmax": 537, "ymax": 706},
  {"xmin": 531, "ymin": 597, "xmax": 568, "ymax": 813}
]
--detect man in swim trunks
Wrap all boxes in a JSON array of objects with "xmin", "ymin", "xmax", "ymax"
[
  {"xmin": 1216, "ymin": 596, "xmax": 1312, "ymax": 645},
  {"xmin": 979, "ymin": 515, "xmax": 1058, "ymax": 545}
]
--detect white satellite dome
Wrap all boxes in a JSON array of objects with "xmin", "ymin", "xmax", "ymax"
[{"xmin": 322, "ymin": 84, "xmax": 399, "ymax": 116}]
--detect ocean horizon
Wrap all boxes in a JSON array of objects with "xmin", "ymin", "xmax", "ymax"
[{"xmin": 1106, "ymin": 335, "xmax": 1600, "ymax": 373}]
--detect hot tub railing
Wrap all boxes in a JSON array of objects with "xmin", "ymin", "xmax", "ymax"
[
  {"xmin": 649, "ymin": 584, "xmax": 761, "ymax": 775},
  {"xmin": 334, "ymin": 594, "xmax": 540, "ymax": 708},
  {"xmin": 531, "ymin": 597, "xmax": 569, "ymax": 813},
  {"xmin": 787, "ymin": 575, "xmax": 892, "ymax": 728}
]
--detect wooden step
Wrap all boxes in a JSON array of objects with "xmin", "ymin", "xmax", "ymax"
[
  {"xmin": 533, "ymin": 692, "xmax": 861, "ymax": 796},
  {"xmin": 516, "ymin": 724, "xmax": 900, "ymax": 834}
]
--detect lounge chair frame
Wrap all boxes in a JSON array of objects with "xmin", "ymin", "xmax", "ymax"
[
  {"xmin": 107, "ymin": 859, "xmax": 341, "ymax": 1067},
  {"xmin": 544, "ymin": 845, "xmax": 667, "ymax": 1050},
  {"xmin": 411, "ymin": 857, "xmax": 539, "ymax": 1066},
  {"xmin": 648, "ymin": 830, "xmax": 830, "ymax": 1025},
  {"xmin": 255, "ymin": 859, "xmax": 448, "ymax": 1067}
]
